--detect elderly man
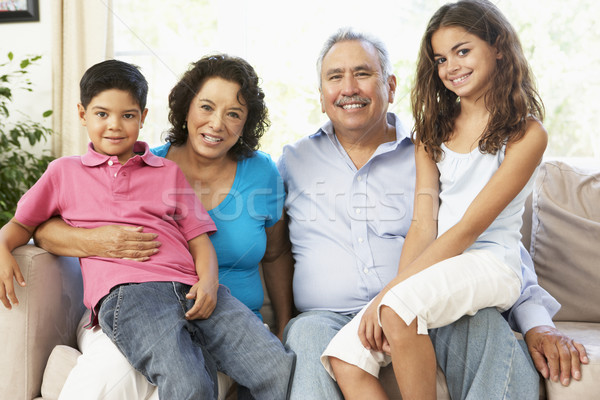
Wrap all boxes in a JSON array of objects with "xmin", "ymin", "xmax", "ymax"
[{"xmin": 277, "ymin": 28, "xmax": 587, "ymax": 399}]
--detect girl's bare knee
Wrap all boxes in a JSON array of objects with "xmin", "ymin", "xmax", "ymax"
[
  {"xmin": 380, "ymin": 306, "xmax": 405, "ymax": 331},
  {"xmin": 380, "ymin": 306, "xmax": 417, "ymax": 345}
]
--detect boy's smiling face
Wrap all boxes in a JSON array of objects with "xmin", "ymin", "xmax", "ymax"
[{"xmin": 78, "ymin": 89, "xmax": 148, "ymax": 164}]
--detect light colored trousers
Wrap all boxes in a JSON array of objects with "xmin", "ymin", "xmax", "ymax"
[{"xmin": 321, "ymin": 249, "xmax": 521, "ymax": 378}]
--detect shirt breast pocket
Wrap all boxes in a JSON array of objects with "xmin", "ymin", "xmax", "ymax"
[{"xmin": 370, "ymin": 192, "xmax": 412, "ymax": 238}]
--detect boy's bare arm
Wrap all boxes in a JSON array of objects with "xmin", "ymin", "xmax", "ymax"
[
  {"xmin": 184, "ymin": 233, "xmax": 219, "ymax": 320},
  {"xmin": 0, "ymin": 219, "xmax": 37, "ymax": 309}
]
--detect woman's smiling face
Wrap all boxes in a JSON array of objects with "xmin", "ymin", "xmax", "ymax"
[{"xmin": 185, "ymin": 77, "xmax": 248, "ymax": 161}]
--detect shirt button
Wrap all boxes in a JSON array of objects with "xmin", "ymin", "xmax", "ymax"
[
  {"xmin": 358, "ymin": 237, "xmax": 364, "ymax": 243},
  {"xmin": 114, "ymin": 173, "xmax": 117, "ymax": 178},
  {"xmin": 108, "ymin": 160, "xmax": 113, "ymax": 166},
  {"xmin": 357, "ymin": 175, "xmax": 362, "ymax": 182},
  {"xmin": 355, "ymin": 208, "xmax": 361, "ymax": 214},
  {"xmin": 363, "ymin": 268, "xmax": 369, "ymax": 274}
]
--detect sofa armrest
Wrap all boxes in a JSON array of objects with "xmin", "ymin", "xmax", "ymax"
[{"xmin": 0, "ymin": 244, "xmax": 85, "ymax": 400}]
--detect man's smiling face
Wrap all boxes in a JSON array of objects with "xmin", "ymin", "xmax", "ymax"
[{"xmin": 319, "ymin": 40, "xmax": 395, "ymax": 138}]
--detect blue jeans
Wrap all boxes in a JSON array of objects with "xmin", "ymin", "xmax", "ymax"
[
  {"xmin": 98, "ymin": 282, "xmax": 294, "ymax": 400},
  {"xmin": 430, "ymin": 307, "xmax": 539, "ymax": 400},
  {"xmin": 284, "ymin": 308, "xmax": 538, "ymax": 400},
  {"xmin": 283, "ymin": 311, "xmax": 350, "ymax": 400}
]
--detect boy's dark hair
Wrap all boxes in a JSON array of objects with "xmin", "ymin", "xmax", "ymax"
[{"xmin": 79, "ymin": 59, "xmax": 148, "ymax": 110}]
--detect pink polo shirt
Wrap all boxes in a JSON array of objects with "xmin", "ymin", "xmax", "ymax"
[{"xmin": 15, "ymin": 141, "xmax": 216, "ymax": 314}]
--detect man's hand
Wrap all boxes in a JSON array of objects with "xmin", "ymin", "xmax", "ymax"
[
  {"xmin": 525, "ymin": 325, "xmax": 589, "ymax": 386},
  {"xmin": 86, "ymin": 225, "xmax": 160, "ymax": 261},
  {"xmin": 185, "ymin": 279, "xmax": 218, "ymax": 320}
]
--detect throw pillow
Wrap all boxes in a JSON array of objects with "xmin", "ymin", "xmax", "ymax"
[{"xmin": 530, "ymin": 160, "xmax": 600, "ymax": 322}]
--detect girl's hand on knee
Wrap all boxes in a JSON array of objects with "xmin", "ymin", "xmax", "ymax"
[
  {"xmin": 382, "ymin": 336, "xmax": 391, "ymax": 355},
  {"xmin": 358, "ymin": 298, "xmax": 385, "ymax": 352}
]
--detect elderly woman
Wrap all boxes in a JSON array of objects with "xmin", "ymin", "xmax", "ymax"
[{"xmin": 35, "ymin": 54, "xmax": 294, "ymax": 400}]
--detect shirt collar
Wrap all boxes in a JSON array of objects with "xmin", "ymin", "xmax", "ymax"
[
  {"xmin": 81, "ymin": 141, "xmax": 165, "ymax": 167},
  {"xmin": 312, "ymin": 112, "xmax": 412, "ymax": 147}
]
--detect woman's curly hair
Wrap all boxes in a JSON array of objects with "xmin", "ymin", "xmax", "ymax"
[
  {"xmin": 411, "ymin": 0, "xmax": 544, "ymax": 162},
  {"xmin": 166, "ymin": 54, "xmax": 270, "ymax": 160}
]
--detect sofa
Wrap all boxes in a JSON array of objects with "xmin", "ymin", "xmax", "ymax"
[{"xmin": 1, "ymin": 159, "xmax": 598, "ymax": 400}]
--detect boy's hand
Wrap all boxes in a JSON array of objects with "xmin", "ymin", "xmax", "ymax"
[
  {"xmin": 0, "ymin": 250, "xmax": 26, "ymax": 309},
  {"xmin": 184, "ymin": 279, "xmax": 218, "ymax": 320}
]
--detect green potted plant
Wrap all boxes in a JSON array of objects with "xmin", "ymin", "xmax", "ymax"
[{"xmin": 0, "ymin": 52, "xmax": 55, "ymax": 226}]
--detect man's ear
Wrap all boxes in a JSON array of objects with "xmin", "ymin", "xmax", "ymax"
[
  {"xmin": 387, "ymin": 74, "xmax": 397, "ymax": 103},
  {"xmin": 319, "ymin": 88, "xmax": 325, "ymax": 113},
  {"xmin": 77, "ymin": 103, "xmax": 87, "ymax": 126}
]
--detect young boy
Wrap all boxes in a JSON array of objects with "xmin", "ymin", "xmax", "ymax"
[{"xmin": 0, "ymin": 60, "xmax": 293, "ymax": 399}]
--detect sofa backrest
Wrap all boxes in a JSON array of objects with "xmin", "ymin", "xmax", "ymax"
[{"xmin": 527, "ymin": 160, "xmax": 600, "ymax": 322}]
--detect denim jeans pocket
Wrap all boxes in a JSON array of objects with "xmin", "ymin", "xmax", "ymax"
[{"xmin": 98, "ymin": 288, "xmax": 122, "ymax": 340}]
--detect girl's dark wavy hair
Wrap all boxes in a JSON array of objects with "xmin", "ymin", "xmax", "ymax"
[
  {"xmin": 411, "ymin": 0, "xmax": 544, "ymax": 162},
  {"xmin": 166, "ymin": 54, "xmax": 269, "ymax": 160}
]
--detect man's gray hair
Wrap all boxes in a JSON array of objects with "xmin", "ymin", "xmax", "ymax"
[{"xmin": 316, "ymin": 27, "xmax": 393, "ymax": 87}]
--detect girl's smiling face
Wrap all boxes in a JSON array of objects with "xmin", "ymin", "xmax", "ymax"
[{"xmin": 431, "ymin": 26, "xmax": 502, "ymax": 102}]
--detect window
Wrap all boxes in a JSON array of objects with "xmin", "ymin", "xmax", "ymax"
[{"xmin": 113, "ymin": 0, "xmax": 600, "ymax": 160}]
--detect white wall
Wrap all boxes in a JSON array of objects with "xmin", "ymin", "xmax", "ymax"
[{"xmin": 0, "ymin": 0, "xmax": 54, "ymax": 153}]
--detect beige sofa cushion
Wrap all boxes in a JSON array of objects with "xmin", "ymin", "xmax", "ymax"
[
  {"xmin": 530, "ymin": 161, "xmax": 600, "ymax": 322},
  {"xmin": 545, "ymin": 321, "xmax": 600, "ymax": 399},
  {"xmin": 0, "ymin": 245, "xmax": 84, "ymax": 400},
  {"xmin": 41, "ymin": 345, "xmax": 81, "ymax": 400}
]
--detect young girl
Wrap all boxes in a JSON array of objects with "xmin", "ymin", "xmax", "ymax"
[{"xmin": 320, "ymin": 0, "xmax": 547, "ymax": 399}]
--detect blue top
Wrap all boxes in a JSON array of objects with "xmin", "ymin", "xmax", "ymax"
[
  {"xmin": 278, "ymin": 113, "xmax": 416, "ymax": 315},
  {"xmin": 152, "ymin": 143, "xmax": 285, "ymax": 319},
  {"xmin": 278, "ymin": 112, "xmax": 559, "ymax": 334}
]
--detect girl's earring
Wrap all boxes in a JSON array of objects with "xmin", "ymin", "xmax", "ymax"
[{"xmin": 182, "ymin": 121, "xmax": 187, "ymax": 131}]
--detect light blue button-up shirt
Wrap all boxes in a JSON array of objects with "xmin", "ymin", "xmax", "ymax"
[
  {"xmin": 279, "ymin": 112, "xmax": 560, "ymax": 333},
  {"xmin": 278, "ymin": 113, "xmax": 416, "ymax": 315}
]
